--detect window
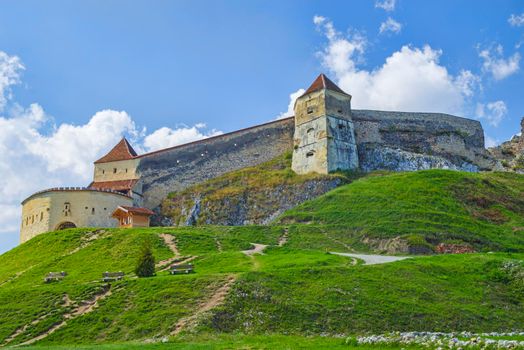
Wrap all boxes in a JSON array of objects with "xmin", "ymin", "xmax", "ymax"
[
  {"xmin": 64, "ymin": 202, "xmax": 71, "ymax": 217},
  {"xmin": 40, "ymin": 212, "xmax": 43, "ymax": 221},
  {"xmin": 307, "ymin": 128, "xmax": 314, "ymax": 133},
  {"xmin": 91, "ymin": 208, "xmax": 95, "ymax": 215},
  {"xmin": 125, "ymin": 168, "xmax": 128, "ymax": 173},
  {"xmin": 306, "ymin": 150, "xmax": 315, "ymax": 158},
  {"xmin": 102, "ymin": 170, "xmax": 105, "ymax": 174},
  {"xmin": 307, "ymin": 106, "xmax": 314, "ymax": 114},
  {"xmin": 338, "ymin": 123, "xmax": 345, "ymax": 130},
  {"xmin": 337, "ymin": 109, "xmax": 343, "ymax": 114},
  {"xmin": 113, "ymin": 168, "xmax": 117, "ymax": 174}
]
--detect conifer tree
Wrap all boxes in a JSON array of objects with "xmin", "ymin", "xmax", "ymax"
[{"xmin": 135, "ymin": 239, "xmax": 155, "ymax": 277}]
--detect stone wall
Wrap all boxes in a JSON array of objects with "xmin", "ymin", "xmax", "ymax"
[
  {"xmin": 351, "ymin": 110, "xmax": 493, "ymax": 171},
  {"xmin": 20, "ymin": 189, "xmax": 133, "ymax": 242},
  {"xmin": 137, "ymin": 110, "xmax": 491, "ymax": 209},
  {"xmin": 138, "ymin": 118, "xmax": 295, "ymax": 208}
]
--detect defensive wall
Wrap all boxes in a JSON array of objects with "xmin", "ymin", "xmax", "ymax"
[{"xmin": 20, "ymin": 188, "xmax": 133, "ymax": 243}]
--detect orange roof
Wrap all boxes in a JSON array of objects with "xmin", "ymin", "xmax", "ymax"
[
  {"xmin": 112, "ymin": 206, "xmax": 155, "ymax": 216},
  {"xmin": 95, "ymin": 138, "xmax": 138, "ymax": 164},
  {"xmin": 301, "ymin": 74, "xmax": 350, "ymax": 97},
  {"xmin": 89, "ymin": 179, "xmax": 138, "ymax": 192}
]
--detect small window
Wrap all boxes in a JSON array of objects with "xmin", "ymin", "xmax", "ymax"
[
  {"xmin": 125, "ymin": 168, "xmax": 128, "ymax": 173},
  {"xmin": 306, "ymin": 150, "xmax": 315, "ymax": 158},
  {"xmin": 338, "ymin": 124, "xmax": 345, "ymax": 129},
  {"xmin": 102, "ymin": 170, "xmax": 105, "ymax": 174},
  {"xmin": 40, "ymin": 212, "xmax": 43, "ymax": 221},
  {"xmin": 92, "ymin": 208, "xmax": 95, "ymax": 215},
  {"xmin": 307, "ymin": 106, "xmax": 314, "ymax": 114},
  {"xmin": 307, "ymin": 128, "xmax": 314, "ymax": 133},
  {"xmin": 337, "ymin": 109, "xmax": 343, "ymax": 114},
  {"xmin": 113, "ymin": 168, "xmax": 117, "ymax": 174}
]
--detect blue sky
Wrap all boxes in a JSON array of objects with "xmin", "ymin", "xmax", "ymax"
[{"xmin": 1, "ymin": 0, "xmax": 523, "ymax": 253}]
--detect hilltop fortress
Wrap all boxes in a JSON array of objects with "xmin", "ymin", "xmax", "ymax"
[{"xmin": 20, "ymin": 74, "xmax": 497, "ymax": 242}]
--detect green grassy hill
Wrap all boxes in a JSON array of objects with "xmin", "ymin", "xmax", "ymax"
[
  {"xmin": 1, "ymin": 168, "xmax": 524, "ymax": 348},
  {"xmin": 279, "ymin": 170, "xmax": 524, "ymax": 253}
]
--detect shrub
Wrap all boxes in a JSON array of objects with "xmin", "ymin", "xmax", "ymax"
[{"xmin": 135, "ymin": 239, "xmax": 156, "ymax": 277}]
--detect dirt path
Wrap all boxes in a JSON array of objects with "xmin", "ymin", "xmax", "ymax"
[
  {"xmin": 16, "ymin": 287, "xmax": 112, "ymax": 346},
  {"xmin": 171, "ymin": 275, "xmax": 236, "ymax": 336},
  {"xmin": 330, "ymin": 252, "xmax": 410, "ymax": 265},
  {"xmin": 0, "ymin": 265, "xmax": 35, "ymax": 288},
  {"xmin": 158, "ymin": 256, "xmax": 198, "ymax": 273},
  {"xmin": 156, "ymin": 234, "xmax": 182, "ymax": 268},
  {"xmin": 277, "ymin": 228, "xmax": 289, "ymax": 247},
  {"xmin": 214, "ymin": 237, "xmax": 223, "ymax": 252},
  {"xmin": 241, "ymin": 243, "xmax": 268, "ymax": 256}
]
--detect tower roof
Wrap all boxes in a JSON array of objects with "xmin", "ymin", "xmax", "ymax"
[
  {"xmin": 95, "ymin": 138, "xmax": 138, "ymax": 164},
  {"xmin": 301, "ymin": 74, "xmax": 350, "ymax": 97}
]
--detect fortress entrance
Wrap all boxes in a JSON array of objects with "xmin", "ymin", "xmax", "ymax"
[{"xmin": 56, "ymin": 222, "xmax": 77, "ymax": 230}]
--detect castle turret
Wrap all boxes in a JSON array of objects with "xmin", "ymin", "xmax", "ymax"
[{"xmin": 291, "ymin": 74, "xmax": 359, "ymax": 174}]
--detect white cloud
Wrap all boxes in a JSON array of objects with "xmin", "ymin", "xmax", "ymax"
[
  {"xmin": 314, "ymin": 16, "xmax": 479, "ymax": 115},
  {"xmin": 379, "ymin": 17, "xmax": 402, "ymax": 35},
  {"xmin": 375, "ymin": 0, "xmax": 396, "ymax": 12},
  {"xmin": 0, "ymin": 51, "xmax": 223, "ymax": 253},
  {"xmin": 484, "ymin": 134, "xmax": 499, "ymax": 148},
  {"xmin": 0, "ymin": 52, "xmax": 23, "ymax": 110},
  {"xmin": 277, "ymin": 88, "xmax": 305, "ymax": 119},
  {"xmin": 509, "ymin": 13, "xmax": 524, "ymax": 27},
  {"xmin": 143, "ymin": 124, "xmax": 222, "ymax": 152},
  {"xmin": 479, "ymin": 44, "xmax": 520, "ymax": 80},
  {"xmin": 476, "ymin": 101, "xmax": 508, "ymax": 127}
]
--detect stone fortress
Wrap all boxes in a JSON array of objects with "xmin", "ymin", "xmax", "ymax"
[{"xmin": 20, "ymin": 74, "xmax": 500, "ymax": 243}]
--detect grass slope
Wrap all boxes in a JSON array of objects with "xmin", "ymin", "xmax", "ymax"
[
  {"xmin": 1, "ymin": 168, "xmax": 523, "ymax": 347},
  {"xmin": 278, "ymin": 170, "xmax": 524, "ymax": 252}
]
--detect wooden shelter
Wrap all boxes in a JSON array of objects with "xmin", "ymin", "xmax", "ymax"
[{"xmin": 111, "ymin": 206, "xmax": 155, "ymax": 228}]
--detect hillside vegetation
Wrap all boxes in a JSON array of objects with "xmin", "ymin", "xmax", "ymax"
[
  {"xmin": 1, "ymin": 167, "xmax": 524, "ymax": 348},
  {"xmin": 0, "ymin": 226, "xmax": 523, "ymax": 347},
  {"xmin": 159, "ymin": 152, "xmax": 350, "ymax": 226},
  {"xmin": 279, "ymin": 170, "xmax": 524, "ymax": 253}
]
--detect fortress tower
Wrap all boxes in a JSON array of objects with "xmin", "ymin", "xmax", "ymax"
[{"xmin": 292, "ymin": 74, "xmax": 359, "ymax": 174}]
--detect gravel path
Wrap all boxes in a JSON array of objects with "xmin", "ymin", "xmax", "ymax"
[
  {"xmin": 330, "ymin": 252, "xmax": 410, "ymax": 265},
  {"xmin": 242, "ymin": 243, "xmax": 268, "ymax": 256}
]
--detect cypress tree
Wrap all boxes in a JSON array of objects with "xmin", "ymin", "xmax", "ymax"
[{"xmin": 135, "ymin": 239, "xmax": 155, "ymax": 277}]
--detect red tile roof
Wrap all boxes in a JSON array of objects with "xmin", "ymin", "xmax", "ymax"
[
  {"xmin": 89, "ymin": 179, "xmax": 138, "ymax": 192},
  {"xmin": 301, "ymin": 74, "xmax": 350, "ymax": 97},
  {"xmin": 116, "ymin": 206, "xmax": 155, "ymax": 216},
  {"xmin": 95, "ymin": 138, "xmax": 138, "ymax": 164}
]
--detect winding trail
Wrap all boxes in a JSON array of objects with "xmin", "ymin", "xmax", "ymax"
[
  {"xmin": 277, "ymin": 228, "xmax": 289, "ymax": 247},
  {"xmin": 14, "ymin": 287, "xmax": 112, "ymax": 346},
  {"xmin": 241, "ymin": 243, "xmax": 268, "ymax": 256},
  {"xmin": 330, "ymin": 252, "xmax": 410, "ymax": 265},
  {"xmin": 156, "ymin": 234, "xmax": 182, "ymax": 268},
  {"xmin": 171, "ymin": 275, "xmax": 236, "ymax": 336}
]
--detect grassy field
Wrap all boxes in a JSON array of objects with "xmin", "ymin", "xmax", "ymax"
[
  {"xmin": 278, "ymin": 170, "xmax": 524, "ymax": 253},
  {"xmin": 0, "ymin": 169, "xmax": 523, "ymax": 348}
]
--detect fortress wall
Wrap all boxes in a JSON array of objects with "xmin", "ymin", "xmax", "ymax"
[
  {"xmin": 351, "ymin": 110, "xmax": 491, "ymax": 170},
  {"xmin": 20, "ymin": 190, "xmax": 133, "ymax": 242},
  {"xmin": 137, "ymin": 117, "xmax": 295, "ymax": 208}
]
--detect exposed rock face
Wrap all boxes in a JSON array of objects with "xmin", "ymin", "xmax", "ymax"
[
  {"xmin": 162, "ymin": 178, "xmax": 343, "ymax": 226},
  {"xmin": 489, "ymin": 117, "xmax": 524, "ymax": 172}
]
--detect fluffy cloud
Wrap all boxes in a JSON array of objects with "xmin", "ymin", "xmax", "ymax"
[
  {"xmin": 0, "ymin": 51, "xmax": 222, "ymax": 253},
  {"xmin": 277, "ymin": 88, "xmax": 305, "ymax": 119},
  {"xmin": 379, "ymin": 17, "xmax": 402, "ymax": 35},
  {"xmin": 375, "ymin": 0, "xmax": 396, "ymax": 12},
  {"xmin": 479, "ymin": 44, "xmax": 520, "ymax": 80},
  {"xmin": 476, "ymin": 101, "xmax": 508, "ymax": 127},
  {"xmin": 143, "ymin": 124, "xmax": 222, "ymax": 152},
  {"xmin": 484, "ymin": 134, "xmax": 499, "ymax": 148},
  {"xmin": 314, "ymin": 16, "xmax": 479, "ymax": 115},
  {"xmin": 509, "ymin": 13, "xmax": 524, "ymax": 27}
]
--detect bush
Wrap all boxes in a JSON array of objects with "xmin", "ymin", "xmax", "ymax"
[{"xmin": 135, "ymin": 239, "xmax": 156, "ymax": 277}]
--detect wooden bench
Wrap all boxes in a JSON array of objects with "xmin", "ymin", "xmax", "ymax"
[
  {"xmin": 102, "ymin": 271, "xmax": 124, "ymax": 282},
  {"xmin": 170, "ymin": 263, "xmax": 194, "ymax": 275},
  {"xmin": 44, "ymin": 271, "xmax": 66, "ymax": 283}
]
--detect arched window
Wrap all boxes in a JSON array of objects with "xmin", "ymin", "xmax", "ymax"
[{"xmin": 306, "ymin": 150, "xmax": 315, "ymax": 158}]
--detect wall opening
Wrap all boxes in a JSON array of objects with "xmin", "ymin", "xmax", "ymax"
[
  {"xmin": 306, "ymin": 150, "xmax": 315, "ymax": 158},
  {"xmin": 113, "ymin": 168, "xmax": 117, "ymax": 174},
  {"xmin": 91, "ymin": 208, "xmax": 95, "ymax": 215},
  {"xmin": 56, "ymin": 222, "xmax": 77, "ymax": 230}
]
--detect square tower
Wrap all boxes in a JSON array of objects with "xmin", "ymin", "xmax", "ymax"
[{"xmin": 292, "ymin": 74, "xmax": 359, "ymax": 174}]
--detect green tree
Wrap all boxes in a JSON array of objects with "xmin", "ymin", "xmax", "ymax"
[{"xmin": 135, "ymin": 239, "xmax": 155, "ymax": 277}]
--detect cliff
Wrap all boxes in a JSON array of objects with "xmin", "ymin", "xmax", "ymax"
[{"xmin": 157, "ymin": 153, "xmax": 349, "ymax": 226}]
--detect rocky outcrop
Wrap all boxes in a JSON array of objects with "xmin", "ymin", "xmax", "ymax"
[
  {"xmin": 162, "ymin": 178, "xmax": 343, "ymax": 226},
  {"xmin": 489, "ymin": 117, "xmax": 524, "ymax": 173}
]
